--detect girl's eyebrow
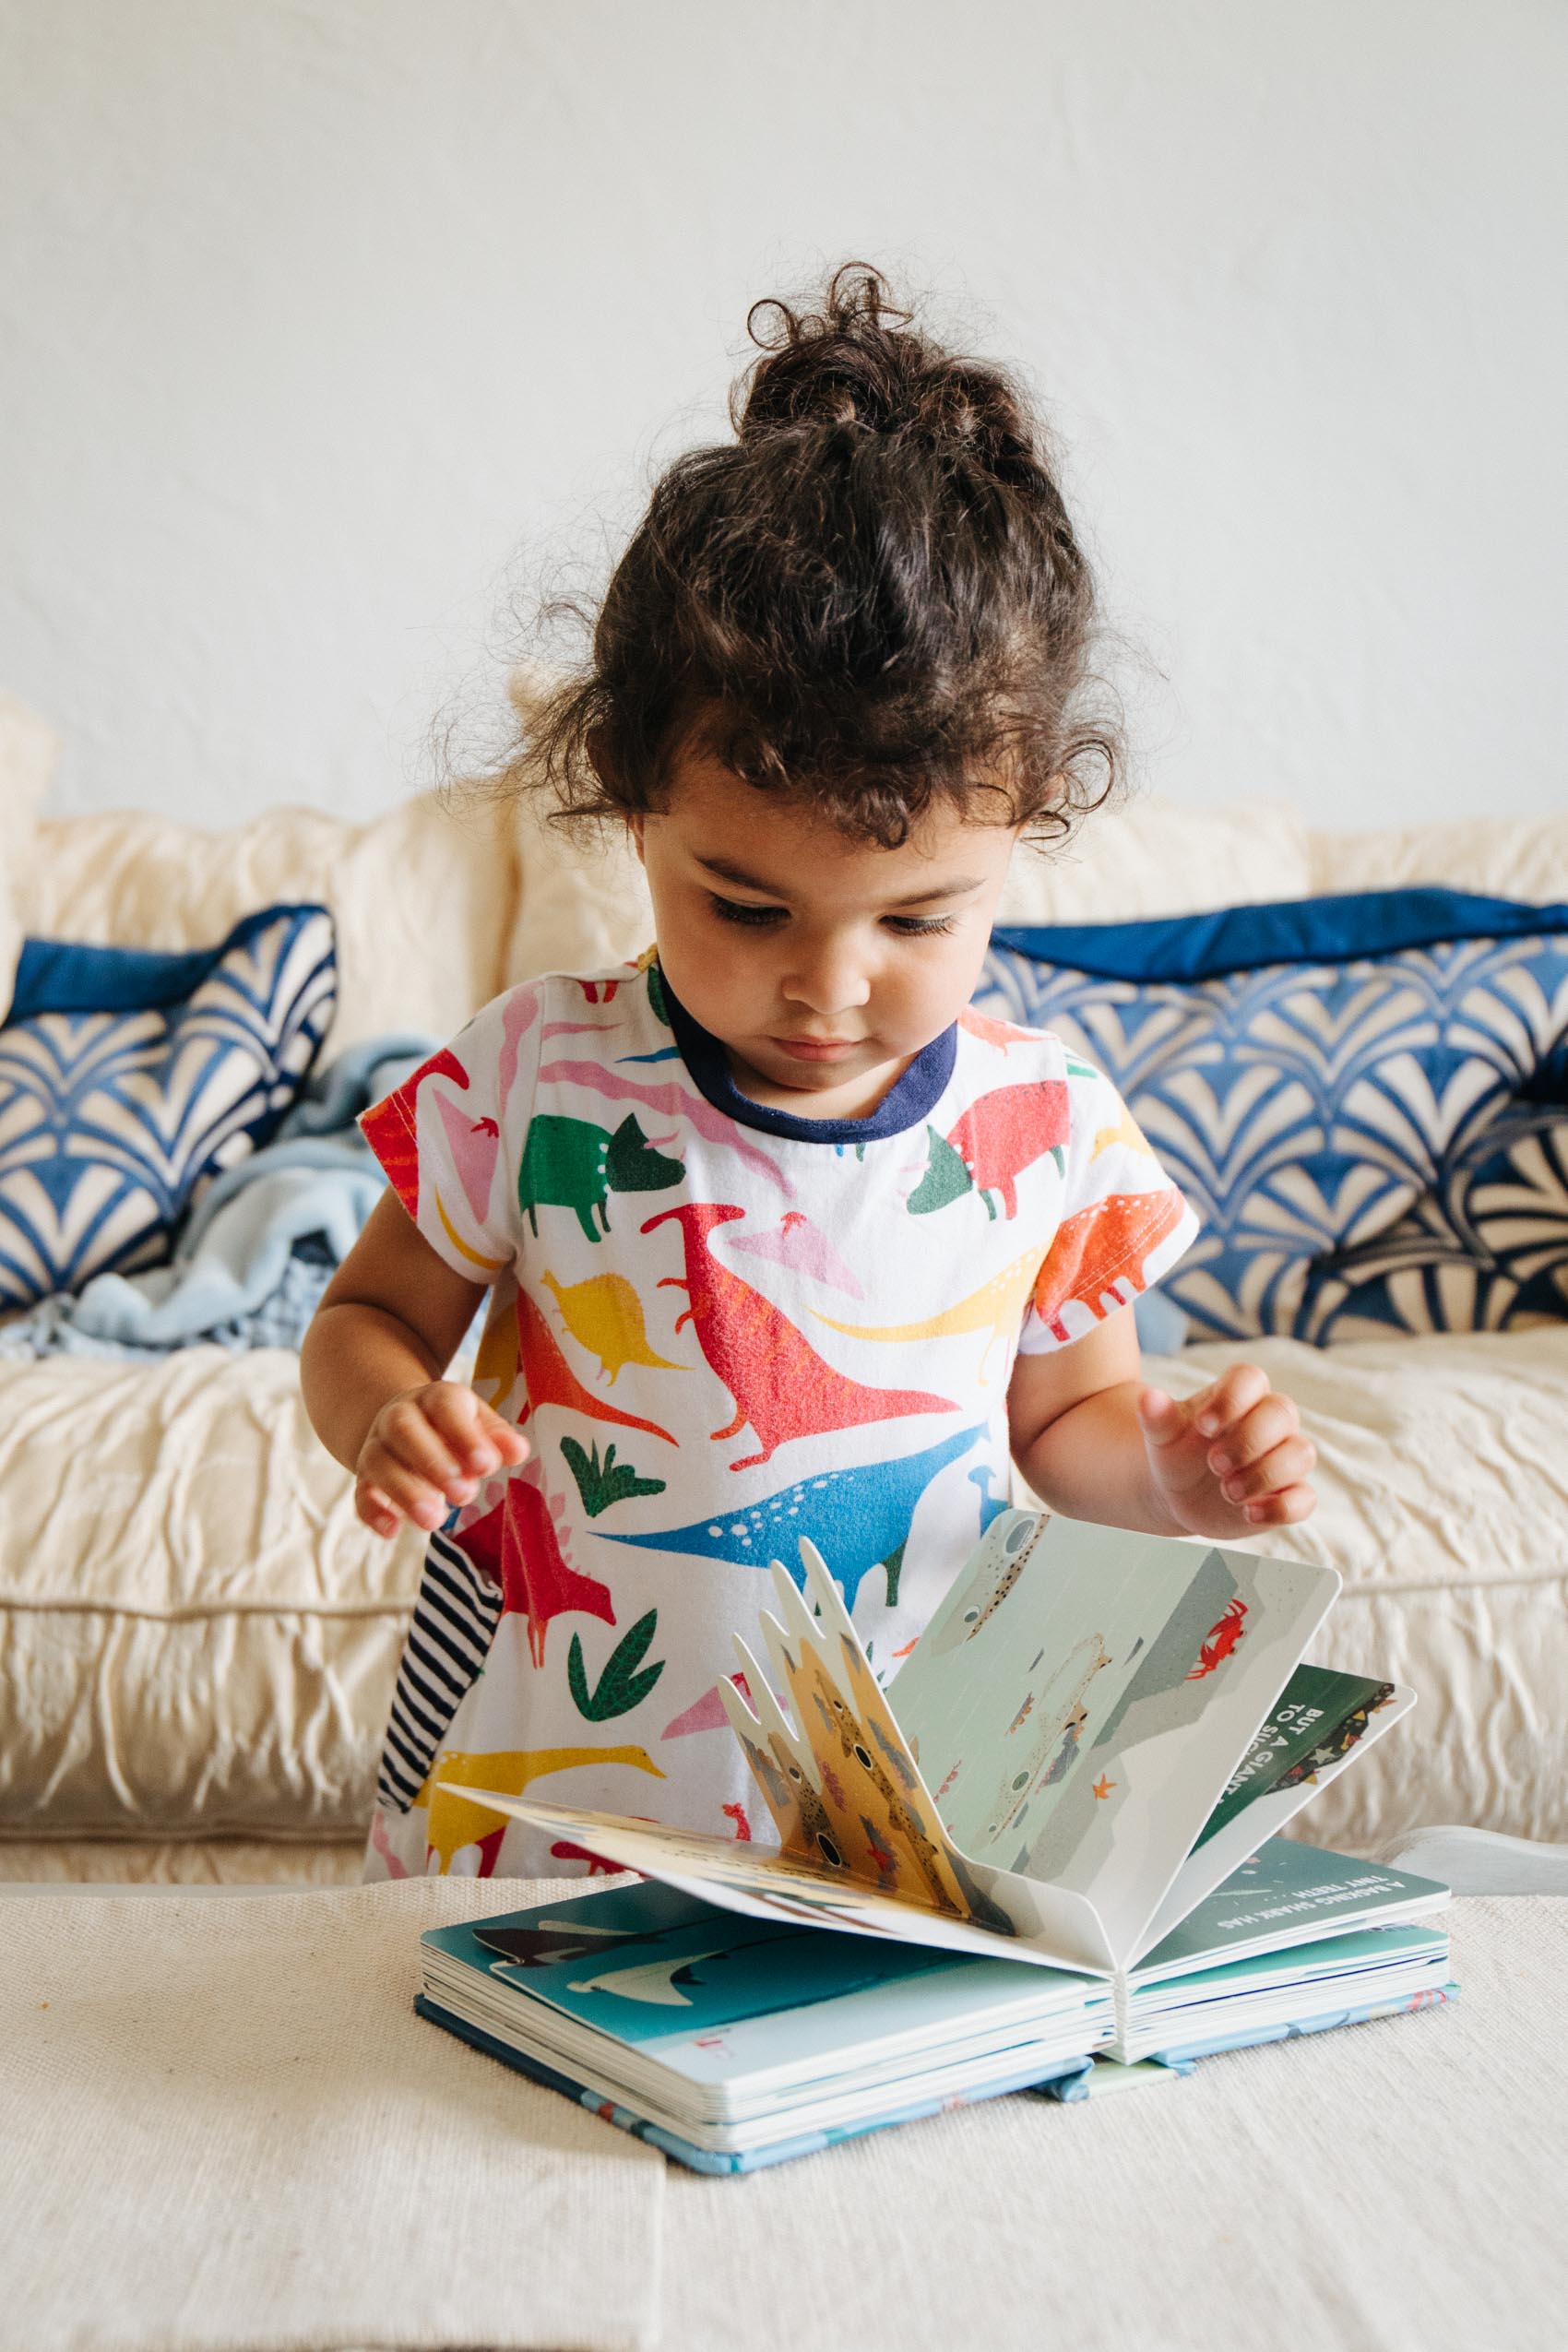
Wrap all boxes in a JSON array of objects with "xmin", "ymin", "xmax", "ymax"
[{"xmin": 695, "ymin": 853, "xmax": 984, "ymax": 909}]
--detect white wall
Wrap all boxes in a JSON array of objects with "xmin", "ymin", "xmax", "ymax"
[{"xmin": 3, "ymin": 0, "xmax": 1564, "ymax": 831}]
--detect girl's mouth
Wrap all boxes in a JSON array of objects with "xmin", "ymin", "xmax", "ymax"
[{"xmin": 771, "ymin": 1036, "xmax": 862, "ymax": 1062}]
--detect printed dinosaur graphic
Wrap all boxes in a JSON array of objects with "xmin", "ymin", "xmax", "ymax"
[
  {"xmin": 1031, "ymin": 1186, "xmax": 1187, "ymax": 1341},
  {"xmin": 603, "ymin": 1421, "xmax": 989, "ymax": 1610},
  {"xmin": 1093, "ymin": 1104, "xmax": 1157, "ymax": 1161},
  {"xmin": 559, "ymin": 1435, "xmax": 667, "ymax": 1516},
  {"xmin": 908, "ymin": 1079, "xmax": 1071, "ymax": 1220},
  {"xmin": 540, "ymin": 1018, "xmax": 622, "ymax": 1046},
  {"xmin": 540, "ymin": 1266, "xmax": 683, "ymax": 1383},
  {"xmin": 455, "ymin": 1464, "xmax": 614, "ymax": 1667},
  {"xmin": 516, "ymin": 1286, "xmax": 677, "ymax": 1447},
  {"xmin": 643, "ymin": 958, "xmax": 671, "ymax": 1027},
  {"xmin": 471, "ymin": 1292, "xmax": 522, "ymax": 1407},
  {"xmin": 434, "ymin": 1090, "xmax": 501, "ymax": 1225},
  {"xmin": 417, "ymin": 1742, "xmax": 664, "ymax": 1872},
  {"xmin": 812, "ymin": 1241, "xmax": 1046, "ymax": 1381},
  {"xmin": 359, "ymin": 1044, "xmax": 469, "ymax": 1214},
  {"xmin": 904, "ymin": 1126, "xmax": 973, "ymax": 1215},
  {"xmin": 549, "ymin": 1838, "xmax": 624, "ymax": 1875},
  {"xmin": 368, "ymin": 1805, "xmax": 409, "ymax": 1879},
  {"xmin": 958, "ymin": 1004, "xmax": 1038, "ymax": 1051},
  {"xmin": 660, "ymin": 1672, "xmax": 755, "ymax": 1740},
  {"xmin": 567, "ymin": 1610, "xmax": 666, "ymax": 1721},
  {"xmin": 726, "ymin": 1209, "xmax": 863, "ymax": 1297},
  {"xmin": 496, "ymin": 984, "xmax": 540, "ymax": 1114},
  {"xmin": 538, "ymin": 1060, "xmax": 793, "ymax": 1197},
  {"xmin": 517, "ymin": 1111, "xmax": 683, "ymax": 1243},
  {"xmin": 642, "ymin": 1201, "xmax": 957, "ymax": 1469},
  {"xmin": 969, "ymin": 1462, "xmax": 1007, "ymax": 1531}
]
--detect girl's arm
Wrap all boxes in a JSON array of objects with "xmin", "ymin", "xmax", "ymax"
[
  {"xmin": 1007, "ymin": 1309, "xmax": 1316, "ymax": 1540},
  {"xmin": 300, "ymin": 1189, "xmax": 529, "ymax": 1538}
]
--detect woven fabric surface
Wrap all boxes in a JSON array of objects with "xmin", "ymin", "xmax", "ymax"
[
  {"xmin": 661, "ymin": 1895, "xmax": 1565, "ymax": 2352},
  {"xmin": 1, "ymin": 1874, "xmax": 663, "ymax": 2352}
]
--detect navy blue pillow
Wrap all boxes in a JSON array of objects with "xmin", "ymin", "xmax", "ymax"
[
  {"xmin": 976, "ymin": 889, "xmax": 1568, "ymax": 1343},
  {"xmin": 0, "ymin": 905, "xmax": 337, "ymax": 1308}
]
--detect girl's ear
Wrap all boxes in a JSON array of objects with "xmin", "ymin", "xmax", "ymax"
[{"xmin": 628, "ymin": 812, "xmax": 647, "ymax": 865}]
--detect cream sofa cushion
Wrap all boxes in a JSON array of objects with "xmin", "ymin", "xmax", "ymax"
[
  {"xmin": 0, "ymin": 1346, "xmax": 423, "ymax": 1841},
  {"xmin": 995, "ymin": 794, "xmax": 1313, "ymax": 924},
  {"xmin": 1092, "ymin": 1325, "xmax": 1568, "ymax": 1857},
  {"xmin": 503, "ymin": 797, "xmax": 656, "ymax": 980},
  {"xmin": 0, "ymin": 695, "xmax": 61, "ymax": 1019},
  {"xmin": 1312, "ymin": 815, "xmax": 1568, "ymax": 903},
  {"xmin": 21, "ymin": 792, "xmax": 518, "ymax": 1057}
]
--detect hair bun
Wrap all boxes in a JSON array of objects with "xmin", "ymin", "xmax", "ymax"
[{"xmin": 733, "ymin": 263, "xmax": 1036, "ymax": 473}]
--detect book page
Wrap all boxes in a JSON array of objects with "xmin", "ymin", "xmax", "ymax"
[
  {"xmin": 442, "ymin": 1538, "xmax": 1118, "ymax": 1974},
  {"xmin": 1132, "ymin": 1681, "xmax": 1418, "ymax": 1958},
  {"xmin": 886, "ymin": 1510, "xmax": 1342, "ymax": 1966},
  {"xmin": 443, "ymin": 1790, "xmax": 1106, "ymax": 1969},
  {"xmin": 1128, "ymin": 1835, "xmax": 1450, "ymax": 1982},
  {"xmin": 1194, "ymin": 1665, "xmax": 1398, "ymax": 1848}
]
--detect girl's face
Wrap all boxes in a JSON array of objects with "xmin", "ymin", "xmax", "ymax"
[{"xmin": 633, "ymin": 745, "xmax": 1018, "ymax": 1121}]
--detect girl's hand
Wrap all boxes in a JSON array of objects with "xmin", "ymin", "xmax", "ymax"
[
  {"xmin": 1135, "ymin": 1365, "xmax": 1316, "ymax": 1539},
  {"xmin": 355, "ymin": 1381, "xmax": 529, "ymax": 1539}
]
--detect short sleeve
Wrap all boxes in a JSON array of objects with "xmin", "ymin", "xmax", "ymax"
[
  {"xmin": 357, "ymin": 983, "xmax": 540, "ymax": 1281},
  {"xmin": 1016, "ymin": 1055, "xmax": 1200, "ymax": 1354}
]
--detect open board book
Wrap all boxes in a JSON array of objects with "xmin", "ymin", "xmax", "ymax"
[
  {"xmin": 447, "ymin": 1509, "xmax": 1447, "ymax": 1977},
  {"xmin": 427, "ymin": 1511, "xmax": 1455, "ymax": 2168}
]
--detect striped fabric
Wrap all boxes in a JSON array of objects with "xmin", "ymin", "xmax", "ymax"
[
  {"xmin": 0, "ymin": 905, "xmax": 336, "ymax": 1309},
  {"xmin": 978, "ymin": 890, "xmax": 1568, "ymax": 1342},
  {"xmin": 377, "ymin": 1529, "xmax": 505, "ymax": 1814}
]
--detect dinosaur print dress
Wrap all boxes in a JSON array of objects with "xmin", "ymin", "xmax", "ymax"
[{"xmin": 357, "ymin": 954, "xmax": 1198, "ymax": 1883}]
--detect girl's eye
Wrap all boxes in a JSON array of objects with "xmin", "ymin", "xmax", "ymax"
[
  {"xmin": 884, "ymin": 914, "xmax": 957, "ymax": 937},
  {"xmin": 709, "ymin": 894, "xmax": 788, "ymax": 927}
]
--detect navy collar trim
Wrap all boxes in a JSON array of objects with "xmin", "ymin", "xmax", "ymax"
[{"xmin": 661, "ymin": 973, "xmax": 957, "ymax": 1144}]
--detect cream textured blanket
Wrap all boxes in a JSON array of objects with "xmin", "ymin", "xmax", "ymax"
[
  {"xmin": 659, "ymin": 1895, "xmax": 1563, "ymax": 2352},
  {"xmin": 2, "ymin": 1877, "xmax": 664, "ymax": 2352}
]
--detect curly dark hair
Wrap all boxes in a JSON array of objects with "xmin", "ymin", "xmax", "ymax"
[{"xmin": 505, "ymin": 263, "xmax": 1122, "ymax": 850}]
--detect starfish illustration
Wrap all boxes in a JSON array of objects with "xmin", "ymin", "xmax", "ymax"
[{"xmin": 1091, "ymin": 1774, "xmax": 1116, "ymax": 1800}]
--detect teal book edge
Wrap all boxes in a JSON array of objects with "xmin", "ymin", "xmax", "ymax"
[{"xmin": 413, "ymin": 1991, "xmax": 1095, "ymax": 2175}]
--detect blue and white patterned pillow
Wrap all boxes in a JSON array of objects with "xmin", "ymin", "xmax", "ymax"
[
  {"xmin": 0, "ymin": 904, "xmax": 337, "ymax": 1308},
  {"xmin": 977, "ymin": 889, "xmax": 1568, "ymax": 1343}
]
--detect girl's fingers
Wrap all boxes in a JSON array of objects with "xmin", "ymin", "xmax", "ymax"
[
  {"xmin": 363, "ymin": 1455, "xmax": 452, "ymax": 1531},
  {"xmin": 1135, "ymin": 1387, "xmax": 1183, "ymax": 1443},
  {"xmin": 1192, "ymin": 1363, "xmax": 1271, "ymax": 1438},
  {"xmin": 360, "ymin": 1387, "xmax": 529, "ymax": 1538},
  {"xmin": 380, "ymin": 1396, "xmax": 474, "ymax": 1495},
  {"xmin": 1219, "ymin": 1433, "xmax": 1316, "ymax": 1504},
  {"xmin": 1209, "ymin": 1394, "xmax": 1301, "ymax": 1476},
  {"xmin": 356, "ymin": 1482, "xmax": 403, "ymax": 1538},
  {"xmin": 1241, "ymin": 1481, "xmax": 1317, "ymax": 1526},
  {"xmin": 479, "ymin": 1402, "xmax": 530, "ymax": 1464},
  {"xmin": 424, "ymin": 1385, "xmax": 529, "ymax": 1477}
]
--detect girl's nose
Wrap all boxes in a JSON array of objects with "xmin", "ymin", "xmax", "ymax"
[{"xmin": 781, "ymin": 943, "xmax": 873, "ymax": 1016}]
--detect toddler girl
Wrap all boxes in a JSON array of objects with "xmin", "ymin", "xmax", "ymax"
[{"xmin": 301, "ymin": 266, "xmax": 1316, "ymax": 1884}]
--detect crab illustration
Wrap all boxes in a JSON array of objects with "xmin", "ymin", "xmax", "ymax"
[{"xmin": 1185, "ymin": 1595, "xmax": 1249, "ymax": 1681}]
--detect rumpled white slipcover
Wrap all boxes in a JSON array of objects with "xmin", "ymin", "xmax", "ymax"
[{"xmin": 3, "ymin": 1875, "xmax": 664, "ymax": 2352}]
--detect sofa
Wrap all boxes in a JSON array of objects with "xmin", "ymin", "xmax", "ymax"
[{"xmin": 3, "ymin": 691, "xmax": 1565, "ymax": 1885}]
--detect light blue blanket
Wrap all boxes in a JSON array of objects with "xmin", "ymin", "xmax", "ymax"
[{"xmin": 0, "ymin": 1035, "xmax": 434, "ymax": 1360}]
